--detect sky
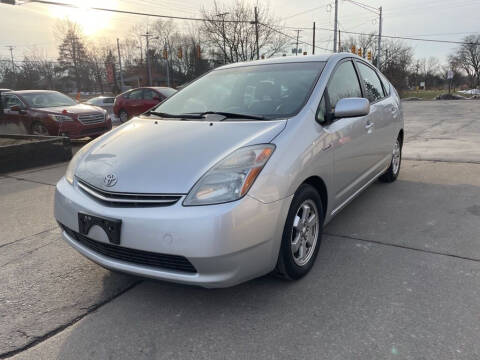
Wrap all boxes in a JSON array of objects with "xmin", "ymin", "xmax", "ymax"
[{"xmin": 0, "ymin": 0, "xmax": 479, "ymax": 64}]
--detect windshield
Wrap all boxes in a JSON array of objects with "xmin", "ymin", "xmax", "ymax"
[
  {"xmin": 21, "ymin": 92, "xmax": 76, "ymax": 108},
  {"xmin": 153, "ymin": 62, "xmax": 325, "ymax": 120}
]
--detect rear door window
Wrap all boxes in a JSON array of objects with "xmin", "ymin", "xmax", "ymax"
[{"xmin": 144, "ymin": 89, "xmax": 162, "ymax": 100}]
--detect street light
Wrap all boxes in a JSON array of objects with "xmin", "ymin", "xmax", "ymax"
[{"xmin": 142, "ymin": 32, "xmax": 159, "ymax": 86}]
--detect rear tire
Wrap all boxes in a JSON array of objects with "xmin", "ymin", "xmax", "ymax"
[
  {"xmin": 119, "ymin": 110, "xmax": 129, "ymax": 123},
  {"xmin": 379, "ymin": 136, "xmax": 402, "ymax": 183},
  {"xmin": 275, "ymin": 184, "xmax": 323, "ymax": 280}
]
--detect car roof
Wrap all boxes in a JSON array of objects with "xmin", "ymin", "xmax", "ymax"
[
  {"xmin": 8, "ymin": 90, "xmax": 59, "ymax": 95},
  {"xmin": 218, "ymin": 53, "xmax": 332, "ymax": 70},
  {"xmin": 149, "ymin": 87, "xmax": 176, "ymax": 91},
  {"xmin": 216, "ymin": 52, "xmax": 372, "ymax": 71}
]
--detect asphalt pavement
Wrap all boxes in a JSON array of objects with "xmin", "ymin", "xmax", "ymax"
[{"xmin": 1, "ymin": 100, "xmax": 479, "ymax": 359}]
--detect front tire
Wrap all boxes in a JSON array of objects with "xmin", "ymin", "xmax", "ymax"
[
  {"xmin": 31, "ymin": 121, "xmax": 49, "ymax": 136},
  {"xmin": 379, "ymin": 136, "xmax": 402, "ymax": 183},
  {"xmin": 119, "ymin": 110, "xmax": 129, "ymax": 123},
  {"xmin": 275, "ymin": 184, "xmax": 323, "ymax": 280}
]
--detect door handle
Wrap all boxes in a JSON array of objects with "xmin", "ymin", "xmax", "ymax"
[{"xmin": 365, "ymin": 122, "xmax": 374, "ymax": 129}]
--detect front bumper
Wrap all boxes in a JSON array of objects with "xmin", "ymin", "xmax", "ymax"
[
  {"xmin": 50, "ymin": 120, "xmax": 112, "ymax": 139},
  {"xmin": 54, "ymin": 177, "xmax": 292, "ymax": 288}
]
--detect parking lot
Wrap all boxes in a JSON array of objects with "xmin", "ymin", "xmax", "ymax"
[{"xmin": 1, "ymin": 100, "xmax": 479, "ymax": 359}]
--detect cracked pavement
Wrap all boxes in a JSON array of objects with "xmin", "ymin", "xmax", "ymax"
[{"xmin": 1, "ymin": 100, "xmax": 480, "ymax": 359}]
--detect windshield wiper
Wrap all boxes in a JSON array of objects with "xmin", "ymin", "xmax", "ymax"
[
  {"xmin": 145, "ymin": 110, "xmax": 265, "ymax": 120},
  {"xmin": 197, "ymin": 111, "xmax": 265, "ymax": 120},
  {"xmin": 144, "ymin": 111, "xmax": 203, "ymax": 119}
]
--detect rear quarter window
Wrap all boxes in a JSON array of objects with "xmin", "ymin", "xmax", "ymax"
[
  {"xmin": 378, "ymin": 72, "xmax": 391, "ymax": 96},
  {"xmin": 356, "ymin": 61, "xmax": 385, "ymax": 103}
]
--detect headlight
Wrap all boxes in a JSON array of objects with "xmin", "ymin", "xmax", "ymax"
[
  {"xmin": 65, "ymin": 140, "xmax": 96, "ymax": 184},
  {"xmin": 183, "ymin": 144, "xmax": 275, "ymax": 206},
  {"xmin": 49, "ymin": 114, "xmax": 74, "ymax": 122}
]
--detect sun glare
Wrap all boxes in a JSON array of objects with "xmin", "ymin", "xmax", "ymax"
[{"xmin": 48, "ymin": 0, "xmax": 118, "ymax": 36}]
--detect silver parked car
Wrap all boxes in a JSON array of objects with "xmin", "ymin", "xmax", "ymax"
[
  {"xmin": 84, "ymin": 96, "xmax": 115, "ymax": 115},
  {"xmin": 55, "ymin": 53, "xmax": 403, "ymax": 288}
]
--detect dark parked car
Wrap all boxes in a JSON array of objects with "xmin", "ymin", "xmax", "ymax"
[
  {"xmin": 0, "ymin": 90, "xmax": 112, "ymax": 138},
  {"xmin": 113, "ymin": 86, "xmax": 176, "ymax": 122}
]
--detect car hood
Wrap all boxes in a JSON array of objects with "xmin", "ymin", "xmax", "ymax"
[
  {"xmin": 35, "ymin": 103, "xmax": 103, "ymax": 114},
  {"xmin": 76, "ymin": 117, "xmax": 286, "ymax": 194}
]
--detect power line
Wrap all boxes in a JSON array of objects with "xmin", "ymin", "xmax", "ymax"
[
  {"xmin": 344, "ymin": 0, "xmax": 379, "ymax": 14},
  {"xmin": 261, "ymin": 23, "xmax": 332, "ymax": 53},
  {"xmin": 280, "ymin": 2, "xmax": 330, "ymax": 21},
  {"xmin": 23, "ymin": 0, "xmax": 251, "ymax": 23},
  {"xmin": 278, "ymin": 24, "xmax": 480, "ymax": 46},
  {"xmin": 14, "ymin": 0, "xmax": 480, "ymax": 48}
]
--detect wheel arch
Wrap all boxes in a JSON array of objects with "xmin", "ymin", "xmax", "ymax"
[{"xmin": 302, "ymin": 176, "xmax": 328, "ymax": 220}]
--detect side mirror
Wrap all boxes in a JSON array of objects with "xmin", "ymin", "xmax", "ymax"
[
  {"xmin": 10, "ymin": 105, "xmax": 26, "ymax": 114},
  {"xmin": 334, "ymin": 98, "xmax": 370, "ymax": 118}
]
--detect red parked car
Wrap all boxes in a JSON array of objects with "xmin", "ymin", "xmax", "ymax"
[
  {"xmin": 113, "ymin": 87, "xmax": 177, "ymax": 122},
  {"xmin": 0, "ymin": 90, "xmax": 112, "ymax": 139}
]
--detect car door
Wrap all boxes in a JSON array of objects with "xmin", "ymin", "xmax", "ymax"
[
  {"xmin": 142, "ymin": 89, "xmax": 163, "ymax": 113},
  {"xmin": 125, "ymin": 88, "xmax": 144, "ymax": 117},
  {"xmin": 316, "ymin": 59, "xmax": 374, "ymax": 211},
  {"xmin": 1, "ymin": 94, "xmax": 30, "ymax": 134},
  {"xmin": 355, "ymin": 60, "xmax": 395, "ymax": 169}
]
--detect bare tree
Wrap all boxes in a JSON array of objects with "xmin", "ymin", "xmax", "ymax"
[
  {"xmin": 452, "ymin": 34, "xmax": 480, "ymax": 88},
  {"xmin": 86, "ymin": 40, "xmax": 115, "ymax": 94},
  {"xmin": 201, "ymin": 1, "xmax": 288, "ymax": 63},
  {"xmin": 378, "ymin": 39, "xmax": 413, "ymax": 92}
]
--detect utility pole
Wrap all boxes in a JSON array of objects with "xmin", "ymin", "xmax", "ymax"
[
  {"xmin": 333, "ymin": 0, "xmax": 338, "ymax": 52},
  {"xmin": 254, "ymin": 6, "xmax": 259, "ymax": 60},
  {"xmin": 164, "ymin": 42, "xmax": 170, "ymax": 87},
  {"xmin": 377, "ymin": 6, "xmax": 383, "ymax": 69},
  {"xmin": 7, "ymin": 46, "xmax": 15, "ymax": 71},
  {"xmin": 294, "ymin": 30, "xmax": 302, "ymax": 56},
  {"xmin": 116, "ymin": 38, "xmax": 124, "ymax": 90},
  {"xmin": 215, "ymin": 12, "xmax": 229, "ymax": 64},
  {"xmin": 312, "ymin": 22, "xmax": 316, "ymax": 55},
  {"xmin": 338, "ymin": 30, "xmax": 341, "ymax": 52},
  {"xmin": 138, "ymin": 37, "xmax": 143, "ymax": 64}
]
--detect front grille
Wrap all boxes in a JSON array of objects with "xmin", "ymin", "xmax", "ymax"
[
  {"xmin": 78, "ymin": 113, "xmax": 105, "ymax": 125},
  {"xmin": 62, "ymin": 225, "xmax": 197, "ymax": 274},
  {"xmin": 77, "ymin": 179, "xmax": 182, "ymax": 207}
]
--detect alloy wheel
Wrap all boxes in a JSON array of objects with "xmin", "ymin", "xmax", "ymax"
[
  {"xmin": 392, "ymin": 139, "xmax": 401, "ymax": 175},
  {"xmin": 32, "ymin": 123, "xmax": 49, "ymax": 136},
  {"xmin": 291, "ymin": 199, "xmax": 320, "ymax": 267},
  {"xmin": 119, "ymin": 111, "xmax": 128, "ymax": 123}
]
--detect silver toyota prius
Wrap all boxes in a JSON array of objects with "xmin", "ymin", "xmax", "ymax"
[{"xmin": 55, "ymin": 53, "xmax": 403, "ymax": 288}]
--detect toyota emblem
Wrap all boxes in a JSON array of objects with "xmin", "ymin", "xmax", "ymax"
[{"xmin": 104, "ymin": 173, "xmax": 118, "ymax": 187}]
